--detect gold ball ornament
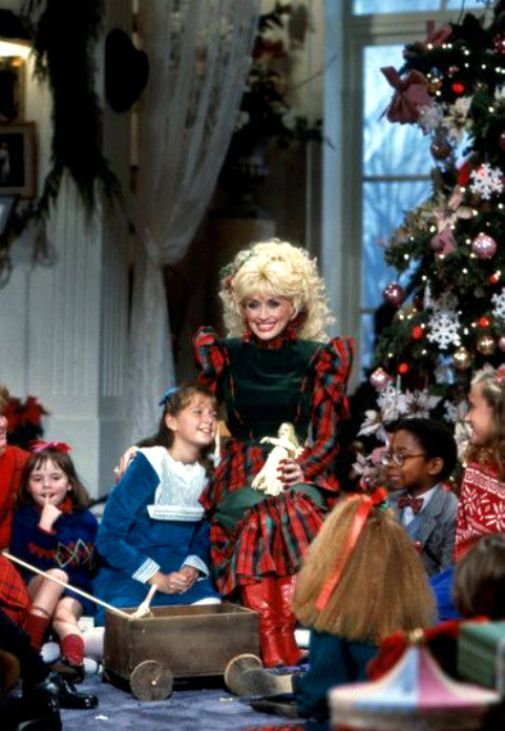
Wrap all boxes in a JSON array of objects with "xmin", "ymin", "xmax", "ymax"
[
  {"xmin": 453, "ymin": 346, "xmax": 472, "ymax": 370},
  {"xmin": 477, "ymin": 334, "xmax": 496, "ymax": 355}
]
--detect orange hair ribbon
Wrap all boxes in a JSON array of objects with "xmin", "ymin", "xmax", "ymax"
[{"xmin": 315, "ymin": 487, "xmax": 389, "ymax": 612}]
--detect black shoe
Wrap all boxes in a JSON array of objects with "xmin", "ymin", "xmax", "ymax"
[
  {"xmin": 250, "ymin": 692, "xmax": 300, "ymax": 718},
  {"xmin": 25, "ymin": 671, "xmax": 98, "ymax": 710},
  {"xmin": 50, "ymin": 657, "xmax": 85, "ymax": 684},
  {"xmin": 16, "ymin": 692, "xmax": 62, "ymax": 730}
]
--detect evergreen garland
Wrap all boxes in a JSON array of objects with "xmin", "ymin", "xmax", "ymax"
[{"xmin": 24, "ymin": 0, "xmax": 121, "ymax": 217}]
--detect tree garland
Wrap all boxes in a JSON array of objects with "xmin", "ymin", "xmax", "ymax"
[{"xmin": 24, "ymin": 0, "xmax": 121, "ymax": 217}]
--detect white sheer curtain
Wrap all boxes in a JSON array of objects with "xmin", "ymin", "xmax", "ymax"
[{"xmin": 129, "ymin": 0, "xmax": 260, "ymax": 441}]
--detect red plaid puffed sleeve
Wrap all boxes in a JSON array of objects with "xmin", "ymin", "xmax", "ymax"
[
  {"xmin": 297, "ymin": 336, "xmax": 355, "ymax": 484},
  {"xmin": 193, "ymin": 326, "xmax": 227, "ymax": 393}
]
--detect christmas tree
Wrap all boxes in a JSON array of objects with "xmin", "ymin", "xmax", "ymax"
[{"xmin": 367, "ymin": 1, "xmax": 505, "ymax": 433}]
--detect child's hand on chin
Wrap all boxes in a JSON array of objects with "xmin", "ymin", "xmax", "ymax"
[{"xmin": 39, "ymin": 497, "xmax": 62, "ymax": 532}]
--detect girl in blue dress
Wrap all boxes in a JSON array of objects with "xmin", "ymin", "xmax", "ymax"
[{"xmin": 93, "ymin": 385, "xmax": 221, "ymax": 628}]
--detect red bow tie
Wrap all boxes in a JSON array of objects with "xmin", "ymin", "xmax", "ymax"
[{"xmin": 397, "ymin": 494, "xmax": 424, "ymax": 514}]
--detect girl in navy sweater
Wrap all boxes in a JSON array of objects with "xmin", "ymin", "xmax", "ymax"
[{"xmin": 10, "ymin": 442, "xmax": 97, "ymax": 681}]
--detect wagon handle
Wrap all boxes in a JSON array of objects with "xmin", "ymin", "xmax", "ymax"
[
  {"xmin": 131, "ymin": 584, "xmax": 157, "ymax": 619},
  {"xmin": 3, "ymin": 551, "xmax": 133, "ymax": 621}
]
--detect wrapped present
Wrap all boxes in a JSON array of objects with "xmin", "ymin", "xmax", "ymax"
[
  {"xmin": 330, "ymin": 632, "xmax": 500, "ymax": 730},
  {"xmin": 457, "ymin": 621, "xmax": 505, "ymax": 694}
]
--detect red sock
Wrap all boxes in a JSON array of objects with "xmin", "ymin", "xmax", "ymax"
[
  {"xmin": 61, "ymin": 634, "xmax": 84, "ymax": 666},
  {"xmin": 24, "ymin": 612, "xmax": 51, "ymax": 651}
]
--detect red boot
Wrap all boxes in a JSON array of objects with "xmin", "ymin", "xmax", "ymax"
[
  {"xmin": 241, "ymin": 579, "xmax": 283, "ymax": 668},
  {"xmin": 275, "ymin": 576, "xmax": 303, "ymax": 666}
]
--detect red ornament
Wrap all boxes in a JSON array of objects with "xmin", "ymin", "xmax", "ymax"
[
  {"xmin": 494, "ymin": 35, "xmax": 505, "ymax": 54},
  {"xmin": 397, "ymin": 362, "xmax": 410, "ymax": 375},
  {"xmin": 411, "ymin": 325, "xmax": 424, "ymax": 340},
  {"xmin": 478, "ymin": 316, "xmax": 491, "ymax": 328},
  {"xmin": 457, "ymin": 161, "xmax": 472, "ymax": 186},
  {"xmin": 430, "ymin": 138, "xmax": 451, "ymax": 160},
  {"xmin": 489, "ymin": 271, "xmax": 501, "ymax": 285},
  {"xmin": 451, "ymin": 81, "xmax": 465, "ymax": 95},
  {"xmin": 383, "ymin": 282, "xmax": 405, "ymax": 307}
]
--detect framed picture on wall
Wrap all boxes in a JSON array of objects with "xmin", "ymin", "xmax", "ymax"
[
  {"xmin": 0, "ymin": 57, "xmax": 25, "ymax": 122},
  {"xmin": 0, "ymin": 122, "xmax": 36, "ymax": 198},
  {"xmin": 0, "ymin": 195, "xmax": 17, "ymax": 238}
]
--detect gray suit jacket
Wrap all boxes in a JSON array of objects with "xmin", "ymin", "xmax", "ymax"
[{"xmin": 389, "ymin": 484, "xmax": 458, "ymax": 577}]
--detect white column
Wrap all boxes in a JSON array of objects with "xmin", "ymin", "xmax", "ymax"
[{"xmin": 0, "ymin": 1, "xmax": 131, "ymax": 497}]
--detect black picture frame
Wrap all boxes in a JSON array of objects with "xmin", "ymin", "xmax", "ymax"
[
  {"xmin": 0, "ymin": 194, "xmax": 17, "ymax": 238},
  {"xmin": 0, "ymin": 122, "xmax": 36, "ymax": 198}
]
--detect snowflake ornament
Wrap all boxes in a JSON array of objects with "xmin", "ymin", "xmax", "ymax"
[
  {"xmin": 469, "ymin": 163, "xmax": 504, "ymax": 200},
  {"xmin": 427, "ymin": 308, "xmax": 461, "ymax": 350},
  {"xmin": 491, "ymin": 287, "xmax": 505, "ymax": 320}
]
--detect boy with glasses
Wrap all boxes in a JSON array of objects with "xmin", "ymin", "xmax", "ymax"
[{"xmin": 383, "ymin": 417, "xmax": 458, "ymax": 576}]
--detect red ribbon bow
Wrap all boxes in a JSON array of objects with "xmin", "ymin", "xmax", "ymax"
[
  {"xmin": 397, "ymin": 494, "xmax": 424, "ymax": 514},
  {"xmin": 29, "ymin": 439, "xmax": 72, "ymax": 454},
  {"xmin": 315, "ymin": 487, "xmax": 389, "ymax": 612},
  {"xmin": 381, "ymin": 67, "xmax": 432, "ymax": 124}
]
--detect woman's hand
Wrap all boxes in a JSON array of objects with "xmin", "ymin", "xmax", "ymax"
[
  {"xmin": 114, "ymin": 446, "xmax": 139, "ymax": 481},
  {"xmin": 278, "ymin": 458, "xmax": 304, "ymax": 487}
]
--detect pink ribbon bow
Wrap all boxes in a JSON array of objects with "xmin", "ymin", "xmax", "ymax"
[
  {"xmin": 424, "ymin": 20, "xmax": 452, "ymax": 49},
  {"xmin": 381, "ymin": 67, "xmax": 432, "ymax": 124},
  {"xmin": 29, "ymin": 439, "xmax": 72, "ymax": 454}
]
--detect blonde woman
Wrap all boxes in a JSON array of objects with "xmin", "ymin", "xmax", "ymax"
[{"xmin": 193, "ymin": 239, "xmax": 354, "ymax": 667}]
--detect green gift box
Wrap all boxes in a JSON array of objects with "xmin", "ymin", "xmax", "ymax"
[{"xmin": 457, "ymin": 621, "xmax": 505, "ymax": 694}]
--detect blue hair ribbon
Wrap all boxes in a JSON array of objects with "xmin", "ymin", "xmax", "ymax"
[{"xmin": 158, "ymin": 386, "xmax": 178, "ymax": 407}]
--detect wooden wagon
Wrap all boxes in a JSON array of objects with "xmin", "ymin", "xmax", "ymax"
[{"xmin": 103, "ymin": 602, "xmax": 260, "ymax": 701}]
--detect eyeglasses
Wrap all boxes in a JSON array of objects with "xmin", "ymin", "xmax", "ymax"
[{"xmin": 381, "ymin": 451, "xmax": 427, "ymax": 467}]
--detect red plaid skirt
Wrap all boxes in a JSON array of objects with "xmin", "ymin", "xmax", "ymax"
[{"xmin": 210, "ymin": 490, "xmax": 325, "ymax": 596}]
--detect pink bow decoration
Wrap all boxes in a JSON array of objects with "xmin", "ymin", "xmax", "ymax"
[
  {"xmin": 381, "ymin": 67, "xmax": 432, "ymax": 124},
  {"xmin": 429, "ymin": 188, "xmax": 473, "ymax": 257},
  {"xmin": 431, "ymin": 226, "xmax": 457, "ymax": 257},
  {"xmin": 29, "ymin": 439, "xmax": 72, "ymax": 454},
  {"xmin": 424, "ymin": 20, "xmax": 453, "ymax": 49}
]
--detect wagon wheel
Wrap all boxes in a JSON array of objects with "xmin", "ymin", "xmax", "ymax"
[
  {"xmin": 224, "ymin": 653, "xmax": 266, "ymax": 696},
  {"xmin": 130, "ymin": 659, "xmax": 174, "ymax": 701}
]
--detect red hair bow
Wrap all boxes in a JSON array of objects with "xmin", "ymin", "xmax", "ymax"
[
  {"xmin": 29, "ymin": 439, "xmax": 72, "ymax": 454},
  {"xmin": 315, "ymin": 487, "xmax": 389, "ymax": 612}
]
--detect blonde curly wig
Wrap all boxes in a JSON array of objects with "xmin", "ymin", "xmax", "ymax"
[
  {"xmin": 293, "ymin": 496, "xmax": 435, "ymax": 643},
  {"xmin": 219, "ymin": 239, "xmax": 333, "ymax": 341}
]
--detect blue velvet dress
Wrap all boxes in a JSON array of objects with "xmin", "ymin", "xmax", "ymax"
[{"xmin": 94, "ymin": 447, "xmax": 219, "ymax": 624}]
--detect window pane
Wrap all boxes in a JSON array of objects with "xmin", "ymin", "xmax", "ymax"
[
  {"xmin": 353, "ymin": 0, "xmax": 439, "ymax": 14},
  {"xmin": 361, "ymin": 313, "xmax": 375, "ymax": 371},
  {"xmin": 445, "ymin": 0, "xmax": 480, "ymax": 8},
  {"xmin": 364, "ymin": 46, "xmax": 432, "ymax": 176},
  {"xmin": 361, "ymin": 179, "xmax": 430, "ymax": 312}
]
